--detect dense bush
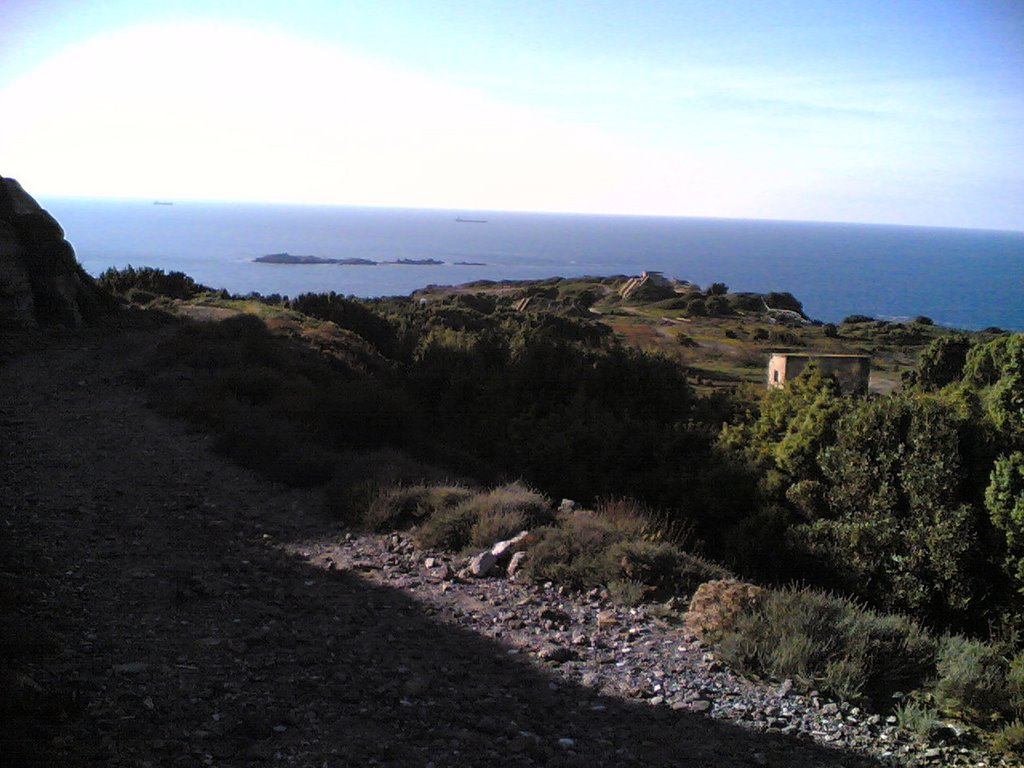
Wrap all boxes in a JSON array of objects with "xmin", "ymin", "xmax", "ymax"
[
  {"xmin": 987, "ymin": 452, "xmax": 1024, "ymax": 592},
  {"xmin": 324, "ymin": 449, "xmax": 456, "ymax": 525},
  {"xmin": 522, "ymin": 517, "xmax": 628, "ymax": 588},
  {"xmin": 291, "ymin": 292, "xmax": 399, "ymax": 356},
  {"xmin": 807, "ymin": 394, "xmax": 989, "ymax": 622},
  {"xmin": 415, "ymin": 505, "xmax": 479, "ymax": 551},
  {"xmin": 401, "ymin": 482, "xmax": 552, "ymax": 552},
  {"xmin": 933, "ymin": 635, "xmax": 1023, "ymax": 720},
  {"xmin": 764, "ymin": 291, "xmax": 805, "ymax": 315},
  {"xmin": 98, "ymin": 265, "xmax": 211, "ymax": 299},
  {"xmin": 363, "ymin": 484, "xmax": 473, "ymax": 532},
  {"xmin": 714, "ymin": 586, "xmax": 936, "ymax": 707},
  {"xmin": 906, "ymin": 333, "xmax": 972, "ymax": 390}
]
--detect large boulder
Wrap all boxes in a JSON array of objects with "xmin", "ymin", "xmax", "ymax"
[{"xmin": 0, "ymin": 176, "xmax": 108, "ymax": 328}]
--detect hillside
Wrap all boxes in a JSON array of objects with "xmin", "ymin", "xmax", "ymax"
[
  {"xmin": 2, "ymin": 325, "xmax": 910, "ymax": 767},
  {"xmin": 4, "ymin": 178, "xmax": 1023, "ymax": 764}
]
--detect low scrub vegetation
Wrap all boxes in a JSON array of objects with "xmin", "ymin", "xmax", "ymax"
[
  {"xmin": 122, "ymin": 271, "xmax": 1024, "ymax": 749},
  {"xmin": 712, "ymin": 586, "xmax": 936, "ymax": 707},
  {"xmin": 703, "ymin": 582, "xmax": 1024, "ymax": 752}
]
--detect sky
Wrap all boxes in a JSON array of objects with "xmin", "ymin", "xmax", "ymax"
[{"xmin": 1, "ymin": 0, "xmax": 1022, "ymax": 230}]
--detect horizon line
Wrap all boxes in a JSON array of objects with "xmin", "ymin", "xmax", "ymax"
[{"xmin": 30, "ymin": 191, "xmax": 1024, "ymax": 236}]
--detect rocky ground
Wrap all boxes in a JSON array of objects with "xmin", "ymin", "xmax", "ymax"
[{"xmin": 0, "ymin": 325, "xmax": 1014, "ymax": 767}]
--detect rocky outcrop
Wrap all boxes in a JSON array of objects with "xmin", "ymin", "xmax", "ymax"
[
  {"xmin": 0, "ymin": 175, "xmax": 108, "ymax": 328},
  {"xmin": 618, "ymin": 271, "xmax": 678, "ymax": 301}
]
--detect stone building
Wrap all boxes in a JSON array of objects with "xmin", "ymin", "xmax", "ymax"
[{"xmin": 767, "ymin": 353, "xmax": 871, "ymax": 395}]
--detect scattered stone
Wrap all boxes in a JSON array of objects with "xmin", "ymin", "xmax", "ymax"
[
  {"xmin": 539, "ymin": 606, "xmax": 572, "ymax": 628},
  {"xmin": 490, "ymin": 531, "xmax": 529, "ymax": 561},
  {"xmin": 506, "ymin": 551, "xmax": 528, "ymax": 580},
  {"xmin": 537, "ymin": 644, "xmax": 576, "ymax": 664},
  {"xmin": 466, "ymin": 551, "xmax": 498, "ymax": 578}
]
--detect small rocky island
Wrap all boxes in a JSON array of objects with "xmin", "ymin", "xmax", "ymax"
[{"xmin": 255, "ymin": 253, "xmax": 460, "ymax": 266}]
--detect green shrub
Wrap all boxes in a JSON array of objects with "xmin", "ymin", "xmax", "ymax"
[
  {"xmin": 607, "ymin": 579, "xmax": 651, "ymax": 606},
  {"xmin": 98, "ymin": 264, "xmax": 212, "ymax": 299},
  {"xmin": 934, "ymin": 635, "xmax": 1016, "ymax": 719},
  {"xmin": 604, "ymin": 540, "xmax": 680, "ymax": 589},
  {"xmin": 1010, "ymin": 652, "xmax": 1024, "ymax": 714},
  {"xmin": 894, "ymin": 699, "xmax": 943, "ymax": 740},
  {"xmin": 521, "ymin": 515, "xmax": 627, "ymax": 588},
  {"xmin": 415, "ymin": 505, "xmax": 479, "ymax": 552},
  {"xmin": 910, "ymin": 334, "xmax": 972, "ymax": 391},
  {"xmin": 448, "ymin": 482, "xmax": 553, "ymax": 548},
  {"xmin": 986, "ymin": 452, "xmax": 1024, "ymax": 593},
  {"xmin": 125, "ymin": 287, "xmax": 156, "ymax": 305},
  {"xmin": 706, "ymin": 295, "xmax": 731, "ymax": 316},
  {"xmin": 520, "ymin": 507, "xmax": 718, "ymax": 598},
  {"xmin": 477, "ymin": 482, "xmax": 553, "ymax": 526},
  {"xmin": 650, "ymin": 297, "xmax": 692, "ymax": 311},
  {"xmin": 714, "ymin": 586, "xmax": 936, "ymax": 706},
  {"xmin": 469, "ymin": 509, "xmax": 530, "ymax": 548},
  {"xmin": 364, "ymin": 484, "xmax": 473, "ymax": 532},
  {"xmin": 324, "ymin": 449, "xmax": 455, "ymax": 525},
  {"xmin": 686, "ymin": 298, "xmax": 708, "ymax": 317},
  {"xmin": 674, "ymin": 553, "xmax": 733, "ymax": 596},
  {"xmin": 991, "ymin": 720, "xmax": 1024, "ymax": 755}
]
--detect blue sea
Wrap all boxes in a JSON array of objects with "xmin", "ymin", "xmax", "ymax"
[{"xmin": 41, "ymin": 198, "xmax": 1024, "ymax": 330}]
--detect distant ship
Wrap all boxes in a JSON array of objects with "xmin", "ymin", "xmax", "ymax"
[
  {"xmin": 153, "ymin": 201, "xmax": 174, "ymax": 206},
  {"xmin": 455, "ymin": 216, "xmax": 487, "ymax": 223}
]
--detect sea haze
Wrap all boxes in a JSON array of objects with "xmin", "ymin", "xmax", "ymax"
[{"xmin": 41, "ymin": 198, "xmax": 1024, "ymax": 330}]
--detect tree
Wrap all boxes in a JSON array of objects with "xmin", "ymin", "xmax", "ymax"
[
  {"xmin": 804, "ymin": 394, "xmax": 986, "ymax": 622},
  {"xmin": 908, "ymin": 334, "xmax": 972, "ymax": 391},
  {"xmin": 962, "ymin": 334, "xmax": 1024, "ymax": 444},
  {"xmin": 987, "ymin": 452, "xmax": 1024, "ymax": 592},
  {"xmin": 720, "ymin": 364, "xmax": 848, "ymax": 484}
]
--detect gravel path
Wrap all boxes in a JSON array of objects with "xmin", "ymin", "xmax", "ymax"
[{"xmin": 0, "ymin": 326, "xmax": 1005, "ymax": 767}]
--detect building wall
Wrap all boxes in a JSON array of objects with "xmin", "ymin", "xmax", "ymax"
[{"xmin": 768, "ymin": 353, "xmax": 871, "ymax": 395}]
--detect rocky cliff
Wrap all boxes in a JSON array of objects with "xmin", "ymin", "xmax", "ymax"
[{"xmin": 0, "ymin": 176, "xmax": 108, "ymax": 328}]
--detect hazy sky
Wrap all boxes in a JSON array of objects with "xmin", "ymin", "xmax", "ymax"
[{"xmin": 2, "ymin": 1, "xmax": 1022, "ymax": 229}]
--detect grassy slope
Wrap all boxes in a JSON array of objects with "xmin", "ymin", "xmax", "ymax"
[{"xmin": 413, "ymin": 275, "xmax": 973, "ymax": 397}]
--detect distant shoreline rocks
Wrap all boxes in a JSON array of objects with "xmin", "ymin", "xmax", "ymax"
[{"xmin": 254, "ymin": 253, "xmax": 481, "ymax": 267}]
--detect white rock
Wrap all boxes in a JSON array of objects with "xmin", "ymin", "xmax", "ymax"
[
  {"xmin": 468, "ymin": 550, "xmax": 498, "ymax": 578},
  {"xmin": 490, "ymin": 531, "xmax": 530, "ymax": 560},
  {"xmin": 507, "ymin": 551, "xmax": 528, "ymax": 580}
]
